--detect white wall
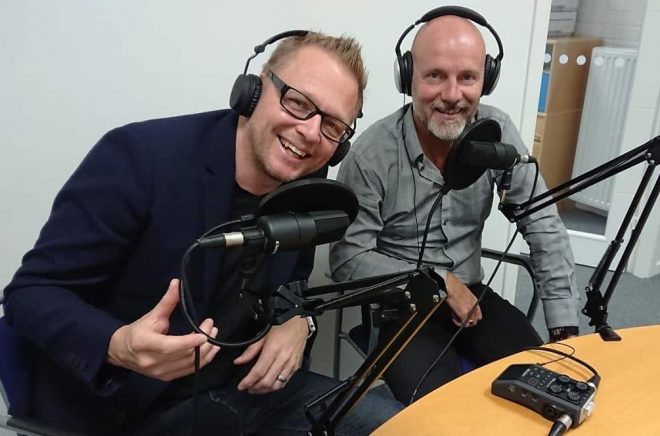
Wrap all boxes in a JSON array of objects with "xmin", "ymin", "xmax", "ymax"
[
  {"xmin": 0, "ymin": 0, "xmax": 551, "ymax": 395},
  {"xmin": 576, "ymin": 0, "xmax": 648, "ymax": 47},
  {"xmin": 0, "ymin": 0, "xmax": 549, "ymax": 288}
]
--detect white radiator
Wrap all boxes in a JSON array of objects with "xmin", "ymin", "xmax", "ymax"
[{"xmin": 571, "ymin": 46, "xmax": 638, "ymax": 213}]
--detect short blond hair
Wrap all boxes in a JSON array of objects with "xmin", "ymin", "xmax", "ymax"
[{"xmin": 263, "ymin": 31, "xmax": 367, "ymax": 117}]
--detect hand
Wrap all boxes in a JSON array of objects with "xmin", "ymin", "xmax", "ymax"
[
  {"xmin": 107, "ymin": 278, "xmax": 221, "ymax": 381},
  {"xmin": 445, "ymin": 272, "xmax": 483, "ymax": 328},
  {"xmin": 234, "ymin": 316, "xmax": 308, "ymax": 394}
]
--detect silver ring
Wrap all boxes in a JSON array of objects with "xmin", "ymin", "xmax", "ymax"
[
  {"xmin": 467, "ymin": 320, "xmax": 475, "ymax": 326},
  {"xmin": 276, "ymin": 373, "xmax": 288, "ymax": 383}
]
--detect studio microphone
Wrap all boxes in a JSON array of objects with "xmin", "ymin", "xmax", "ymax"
[
  {"xmin": 459, "ymin": 141, "xmax": 536, "ymax": 170},
  {"xmin": 443, "ymin": 118, "xmax": 537, "ymax": 202},
  {"xmin": 197, "ymin": 178, "xmax": 359, "ymax": 253},
  {"xmin": 459, "ymin": 140, "xmax": 537, "ymax": 202},
  {"xmin": 197, "ymin": 210, "xmax": 351, "ymax": 253}
]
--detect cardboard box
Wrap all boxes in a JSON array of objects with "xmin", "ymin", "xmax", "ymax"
[
  {"xmin": 548, "ymin": 19, "xmax": 576, "ymax": 36},
  {"xmin": 550, "ymin": 11, "xmax": 578, "ymax": 21},
  {"xmin": 551, "ymin": 0, "xmax": 579, "ymax": 11}
]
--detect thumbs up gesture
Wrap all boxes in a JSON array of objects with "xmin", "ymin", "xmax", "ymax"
[{"xmin": 106, "ymin": 279, "xmax": 221, "ymax": 381}]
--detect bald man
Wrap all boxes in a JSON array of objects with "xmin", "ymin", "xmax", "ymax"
[{"xmin": 330, "ymin": 14, "xmax": 579, "ymax": 403}]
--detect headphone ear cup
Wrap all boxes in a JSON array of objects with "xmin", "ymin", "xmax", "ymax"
[
  {"xmin": 400, "ymin": 51, "xmax": 414, "ymax": 96},
  {"xmin": 394, "ymin": 57, "xmax": 405, "ymax": 94},
  {"xmin": 328, "ymin": 140, "xmax": 351, "ymax": 167},
  {"xmin": 230, "ymin": 74, "xmax": 263, "ymax": 117},
  {"xmin": 481, "ymin": 54, "xmax": 501, "ymax": 96}
]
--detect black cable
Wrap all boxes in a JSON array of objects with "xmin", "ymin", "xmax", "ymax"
[
  {"xmin": 409, "ymin": 158, "xmax": 541, "ymax": 404},
  {"xmin": 191, "ymin": 347, "xmax": 201, "ymax": 436},
  {"xmin": 401, "ymin": 106, "xmax": 422, "ymax": 254},
  {"xmin": 398, "ymin": 102, "xmax": 449, "ymax": 270},
  {"xmin": 523, "ymin": 345, "xmax": 601, "ymax": 388},
  {"xmin": 534, "ymin": 342, "xmax": 576, "ymax": 366},
  {"xmin": 416, "ymin": 191, "xmax": 445, "ymax": 269},
  {"xmin": 200, "ymin": 218, "xmax": 244, "ymax": 239},
  {"xmin": 178, "ymin": 222, "xmax": 272, "ymax": 348},
  {"xmin": 548, "ymin": 414, "xmax": 572, "ymax": 436},
  {"xmin": 408, "ymin": 229, "xmax": 520, "ymax": 404},
  {"xmin": 179, "ymin": 218, "xmax": 265, "ymax": 436},
  {"xmin": 178, "ymin": 218, "xmax": 243, "ymax": 326}
]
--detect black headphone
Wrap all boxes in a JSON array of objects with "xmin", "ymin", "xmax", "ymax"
[
  {"xmin": 230, "ymin": 30, "xmax": 351, "ymax": 167},
  {"xmin": 394, "ymin": 5, "xmax": 504, "ymax": 97}
]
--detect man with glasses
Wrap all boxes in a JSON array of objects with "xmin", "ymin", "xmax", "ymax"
[
  {"xmin": 267, "ymin": 70, "xmax": 357, "ymax": 145},
  {"xmin": 3, "ymin": 31, "xmax": 401, "ymax": 435}
]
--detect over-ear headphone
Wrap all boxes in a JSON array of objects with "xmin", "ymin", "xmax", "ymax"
[
  {"xmin": 230, "ymin": 30, "xmax": 351, "ymax": 167},
  {"xmin": 394, "ymin": 5, "xmax": 504, "ymax": 97}
]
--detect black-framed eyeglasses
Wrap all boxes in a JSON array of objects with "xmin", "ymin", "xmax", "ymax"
[{"xmin": 267, "ymin": 70, "xmax": 355, "ymax": 144}]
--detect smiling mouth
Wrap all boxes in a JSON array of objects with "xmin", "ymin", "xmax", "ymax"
[
  {"xmin": 279, "ymin": 137, "xmax": 309, "ymax": 159},
  {"xmin": 435, "ymin": 107, "xmax": 463, "ymax": 116}
]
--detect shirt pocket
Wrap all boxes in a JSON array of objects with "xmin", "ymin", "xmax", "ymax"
[{"xmin": 447, "ymin": 182, "xmax": 492, "ymax": 227}]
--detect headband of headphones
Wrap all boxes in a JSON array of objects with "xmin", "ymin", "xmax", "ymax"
[
  {"xmin": 229, "ymin": 30, "xmax": 351, "ymax": 166},
  {"xmin": 229, "ymin": 30, "xmax": 308, "ymax": 118},
  {"xmin": 394, "ymin": 5, "xmax": 504, "ymax": 96}
]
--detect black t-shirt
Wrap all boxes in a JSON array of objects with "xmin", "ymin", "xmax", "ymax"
[{"xmin": 158, "ymin": 183, "xmax": 270, "ymax": 405}]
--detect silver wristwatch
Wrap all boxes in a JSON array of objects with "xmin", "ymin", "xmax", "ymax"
[{"xmin": 304, "ymin": 316, "xmax": 316, "ymax": 339}]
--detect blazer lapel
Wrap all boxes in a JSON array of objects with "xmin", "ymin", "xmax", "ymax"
[{"xmin": 201, "ymin": 111, "xmax": 239, "ymax": 308}]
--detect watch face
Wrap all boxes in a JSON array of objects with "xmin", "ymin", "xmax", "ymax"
[
  {"xmin": 549, "ymin": 326, "xmax": 578, "ymax": 341},
  {"xmin": 305, "ymin": 316, "xmax": 316, "ymax": 338}
]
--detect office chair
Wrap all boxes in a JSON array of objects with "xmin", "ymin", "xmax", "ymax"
[
  {"xmin": 332, "ymin": 248, "xmax": 541, "ymax": 379},
  {"xmin": 0, "ymin": 299, "xmax": 74, "ymax": 436}
]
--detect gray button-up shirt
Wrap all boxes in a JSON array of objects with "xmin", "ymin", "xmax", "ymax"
[{"xmin": 330, "ymin": 104, "xmax": 579, "ymax": 329}]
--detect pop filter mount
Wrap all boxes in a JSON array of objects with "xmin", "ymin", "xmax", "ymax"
[
  {"xmin": 441, "ymin": 117, "xmax": 660, "ymax": 342},
  {"xmin": 256, "ymin": 178, "xmax": 359, "ymax": 221}
]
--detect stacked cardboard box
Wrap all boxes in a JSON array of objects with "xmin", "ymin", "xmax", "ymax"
[{"xmin": 549, "ymin": 0, "xmax": 579, "ymax": 36}]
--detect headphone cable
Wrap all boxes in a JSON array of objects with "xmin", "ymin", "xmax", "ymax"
[{"xmin": 408, "ymin": 159, "xmax": 541, "ymax": 404}]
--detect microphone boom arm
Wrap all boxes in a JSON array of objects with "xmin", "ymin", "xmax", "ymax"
[
  {"xmin": 499, "ymin": 136, "xmax": 660, "ymax": 341},
  {"xmin": 268, "ymin": 266, "xmax": 447, "ymax": 436}
]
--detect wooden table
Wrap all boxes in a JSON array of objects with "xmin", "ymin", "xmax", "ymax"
[{"xmin": 374, "ymin": 325, "xmax": 660, "ymax": 435}]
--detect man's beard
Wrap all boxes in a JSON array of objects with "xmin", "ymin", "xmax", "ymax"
[
  {"xmin": 425, "ymin": 101, "xmax": 473, "ymax": 141},
  {"xmin": 246, "ymin": 123, "xmax": 292, "ymax": 185}
]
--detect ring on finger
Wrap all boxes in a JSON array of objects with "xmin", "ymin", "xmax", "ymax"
[{"xmin": 276, "ymin": 373, "xmax": 288, "ymax": 383}]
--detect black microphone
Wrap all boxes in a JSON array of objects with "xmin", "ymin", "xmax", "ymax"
[
  {"xmin": 197, "ymin": 178, "xmax": 359, "ymax": 253},
  {"xmin": 458, "ymin": 140, "xmax": 537, "ymax": 202},
  {"xmin": 197, "ymin": 210, "xmax": 351, "ymax": 253},
  {"xmin": 443, "ymin": 119, "xmax": 537, "ymax": 200},
  {"xmin": 460, "ymin": 140, "xmax": 536, "ymax": 169}
]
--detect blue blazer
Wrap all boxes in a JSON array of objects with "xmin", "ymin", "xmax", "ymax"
[{"xmin": 3, "ymin": 109, "xmax": 322, "ymax": 432}]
